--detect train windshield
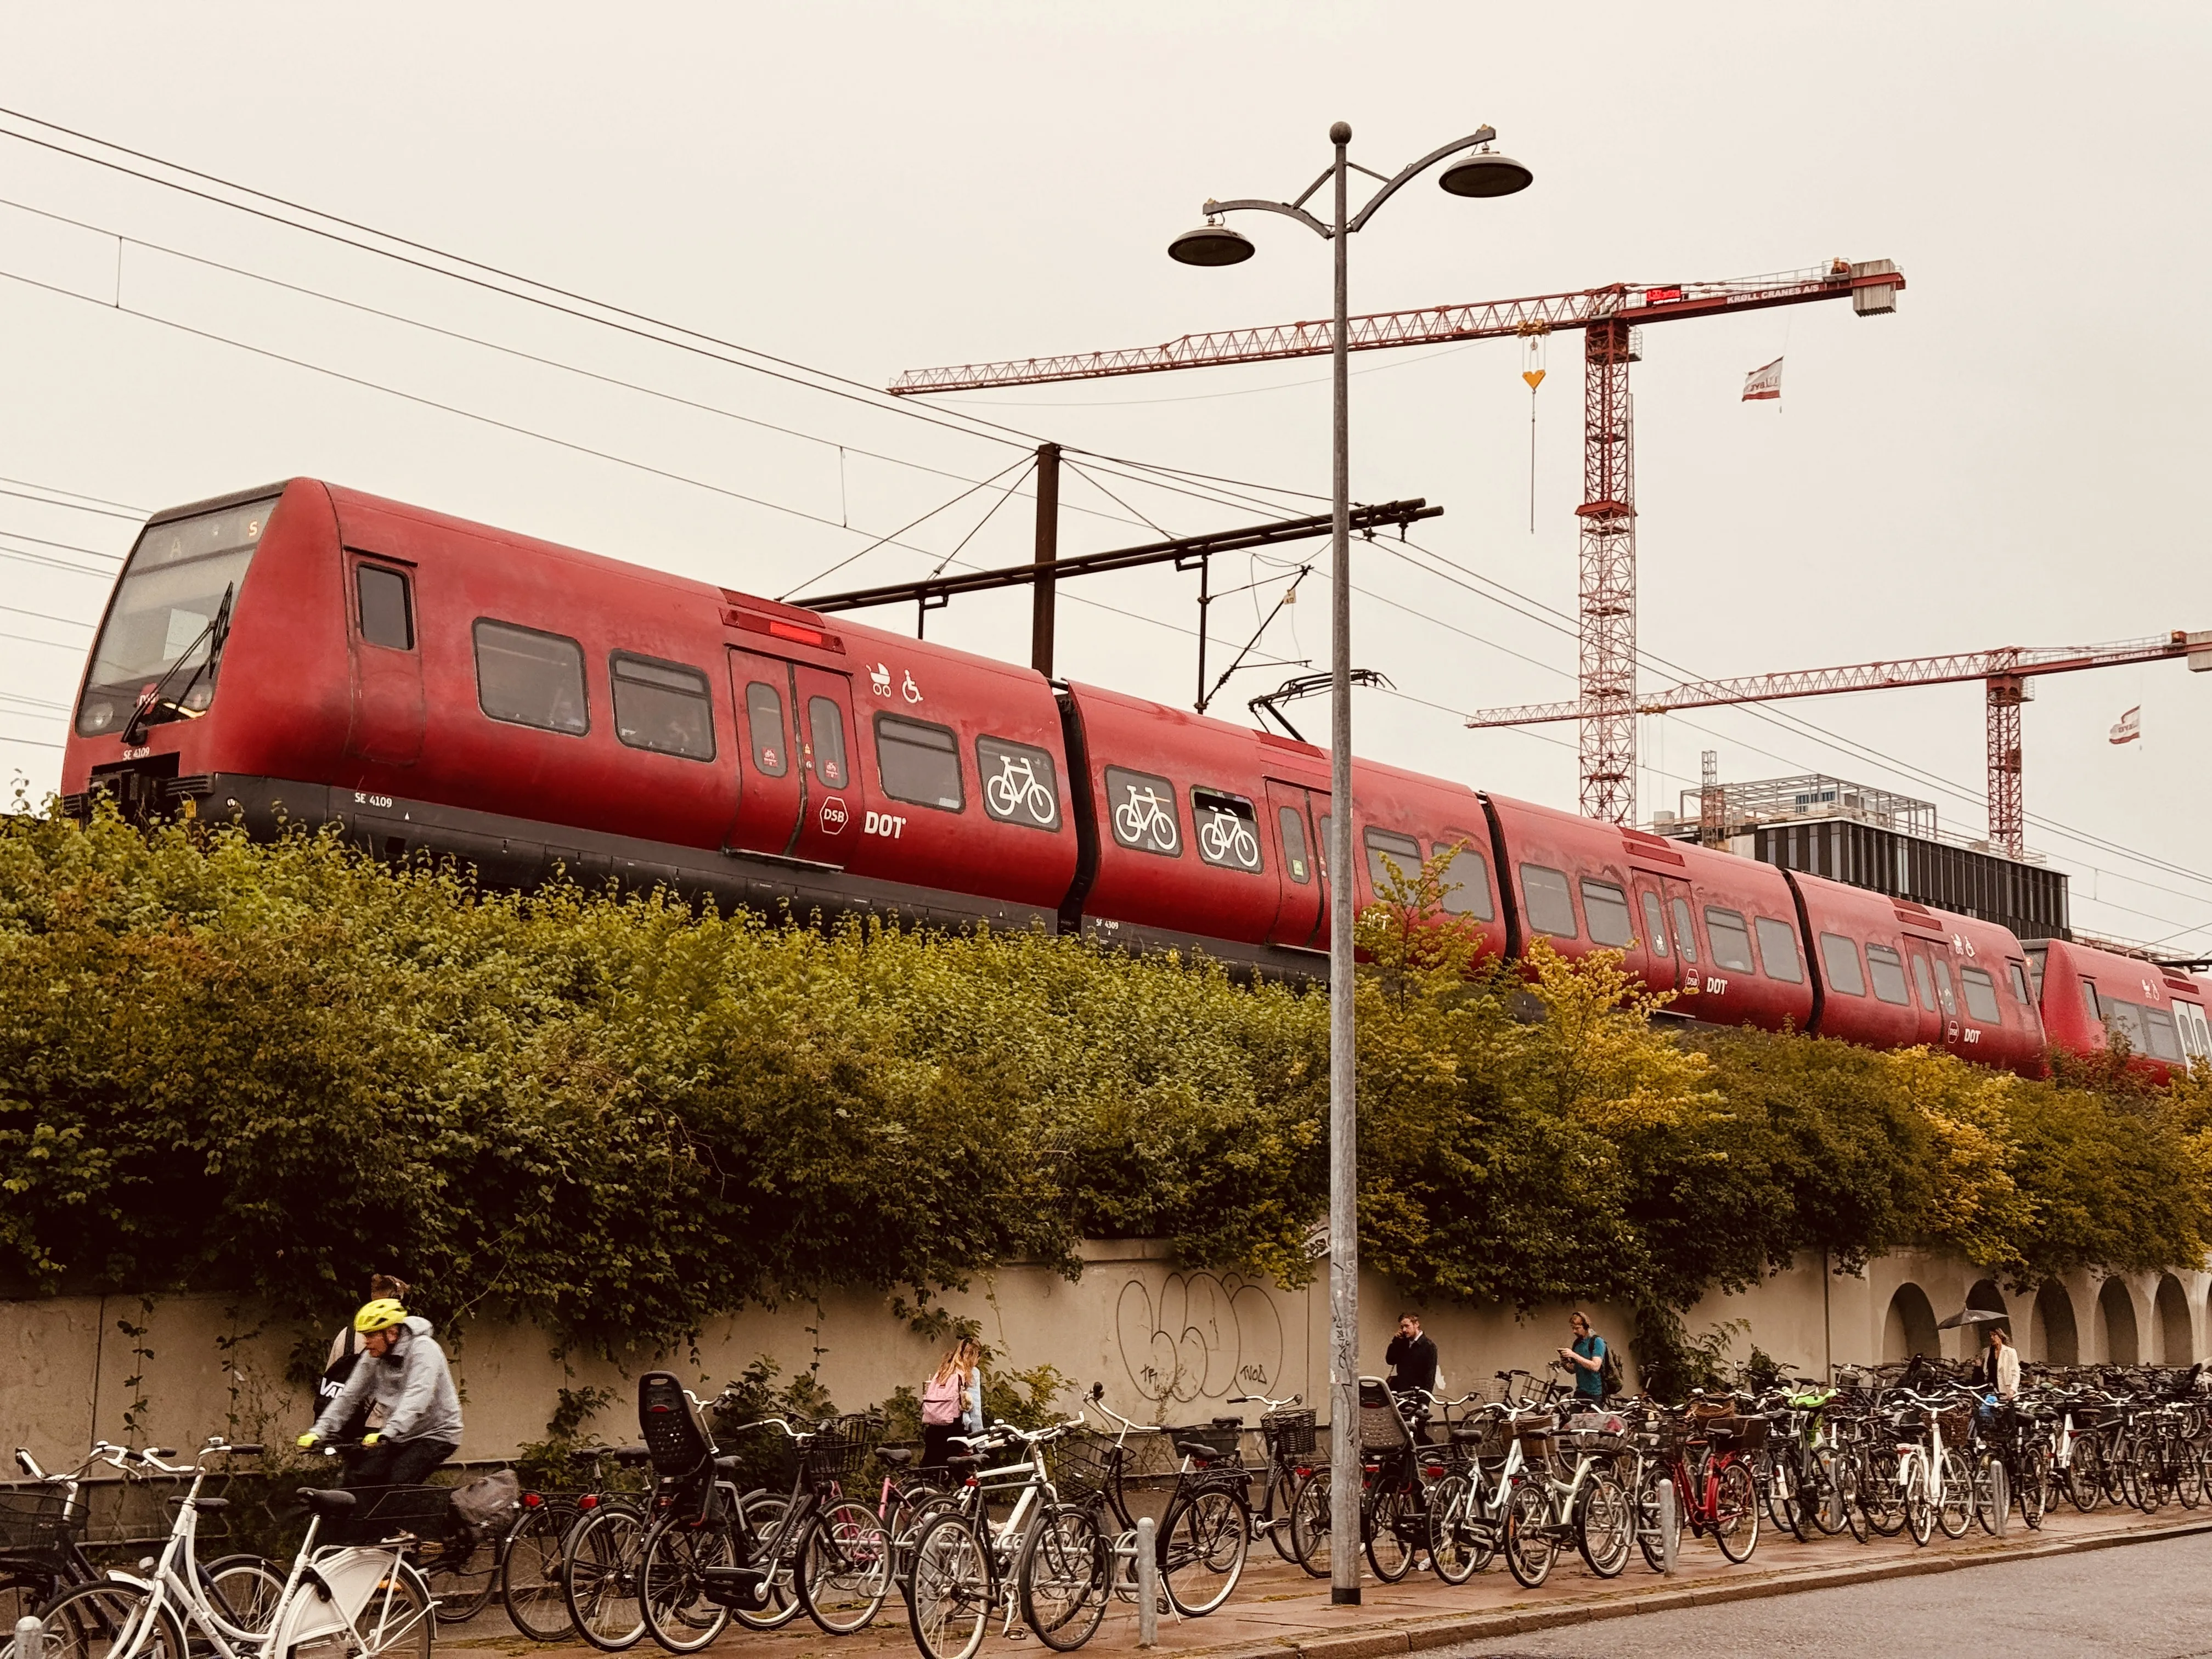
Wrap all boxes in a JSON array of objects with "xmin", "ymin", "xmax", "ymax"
[{"xmin": 75, "ymin": 498, "xmax": 279, "ymax": 738}]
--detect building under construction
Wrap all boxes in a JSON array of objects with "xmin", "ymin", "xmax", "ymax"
[{"xmin": 1653, "ymin": 774, "xmax": 2071, "ymax": 944}]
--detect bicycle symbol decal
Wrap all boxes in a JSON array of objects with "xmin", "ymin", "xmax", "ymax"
[
  {"xmin": 1114, "ymin": 782, "xmax": 1178, "ymax": 853},
  {"xmin": 1198, "ymin": 806, "xmax": 1260, "ymax": 871},
  {"xmin": 986, "ymin": 751, "xmax": 1057, "ymax": 827}
]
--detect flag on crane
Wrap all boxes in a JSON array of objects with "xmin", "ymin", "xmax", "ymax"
[
  {"xmin": 1742, "ymin": 357, "xmax": 1784, "ymax": 401},
  {"xmin": 2110, "ymin": 706, "xmax": 2142, "ymax": 745}
]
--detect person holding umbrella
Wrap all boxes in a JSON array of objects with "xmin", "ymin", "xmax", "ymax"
[{"xmin": 1939, "ymin": 1306, "xmax": 2018, "ymax": 1399}]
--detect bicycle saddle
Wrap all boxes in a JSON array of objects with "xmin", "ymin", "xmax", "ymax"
[
  {"xmin": 1176, "ymin": 1441, "xmax": 1225, "ymax": 1462},
  {"xmin": 945, "ymin": 1453, "xmax": 983, "ymax": 1473},
  {"xmin": 713, "ymin": 1454, "xmax": 745, "ymax": 1478},
  {"xmin": 1448, "ymin": 1426, "xmax": 1487, "ymax": 1443},
  {"xmin": 296, "ymin": 1488, "xmax": 358, "ymax": 1519},
  {"xmin": 876, "ymin": 1446, "xmax": 914, "ymax": 1466},
  {"xmin": 610, "ymin": 1446, "xmax": 652, "ymax": 1465},
  {"xmin": 164, "ymin": 1494, "xmax": 229, "ymax": 1512}
]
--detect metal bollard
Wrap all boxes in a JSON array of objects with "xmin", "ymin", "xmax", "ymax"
[
  {"xmin": 16, "ymin": 1616, "xmax": 47, "ymax": 1659},
  {"xmin": 1136, "ymin": 1516, "xmax": 1158, "ymax": 1648},
  {"xmin": 1990, "ymin": 1460, "xmax": 2010, "ymax": 1538},
  {"xmin": 1656, "ymin": 1478, "xmax": 1677, "ymax": 1576}
]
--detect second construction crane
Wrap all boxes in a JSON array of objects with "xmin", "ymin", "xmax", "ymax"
[
  {"xmin": 1465, "ymin": 631, "xmax": 2212, "ymax": 858},
  {"xmin": 893, "ymin": 258, "xmax": 1906, "ymax": 827}
]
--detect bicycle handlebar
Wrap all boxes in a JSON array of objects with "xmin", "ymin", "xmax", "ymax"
[{"xmin": 1226, "ymin": 1392, "xmax": 1302, "ymax": 1409}]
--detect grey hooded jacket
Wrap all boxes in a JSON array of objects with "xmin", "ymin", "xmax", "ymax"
[{"xmin": 313, "ymin": 1315, "xmax": 464, "ymax": 1446}]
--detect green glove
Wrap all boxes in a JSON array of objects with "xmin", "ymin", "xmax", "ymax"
[
  {"xmin": 296, "ymin": 1432, "xmax": 319, "ymax": 1448},
  {"xmin": 362, "ymin": 1432, "xmax": 381, "ymax": 1447}
]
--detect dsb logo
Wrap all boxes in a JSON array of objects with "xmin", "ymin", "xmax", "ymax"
[{"xmin": 819, "ymin": 797, "xmax": 849, "ymax": 833}]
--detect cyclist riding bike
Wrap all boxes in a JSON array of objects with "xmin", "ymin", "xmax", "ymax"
[{"xmin": 298, "ymin": 1297, "xmax": 465, "ymax": 1487}]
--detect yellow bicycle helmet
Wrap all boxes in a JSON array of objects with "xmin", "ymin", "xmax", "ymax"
[{"xmin": 354, "ymin": 1297, "xmax": 409, "ymax": 1334}]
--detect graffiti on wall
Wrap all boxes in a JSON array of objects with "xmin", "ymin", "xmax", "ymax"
[{"xmin": 1114, "ymin": 1272, "xmax": 1286, "ymax": 1407}]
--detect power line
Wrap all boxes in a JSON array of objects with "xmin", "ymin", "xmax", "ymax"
[{"xmin": 0, "ymin": 601, "xmax": 93, "ymax": 629}]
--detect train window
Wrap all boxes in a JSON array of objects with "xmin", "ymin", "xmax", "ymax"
[
  {"xmin": 1520, "ymin": 865, "xmax": 1578, "ymax": 939},
  {"xmin": 1756, "ymin": 918, "xmax": 1804, "ymax": 983},
  {"xmin": 2023, "ymin": 945, "xmax": 2047, "ymax": 1003},
  {"xmin": 1931, "ymin": 957, "xmax": 1958, "ymax": 1017},
  {"xmin": 1316, "ymin": 814, "xmax": 1330, "ymax": 877},
  {"xmin": 1670, "ymin": 897, "xmax": 1699, "ymax": 964},
  {"xmin": 2106, "ymin": 995, "xmax": 2149, "ymax": 1052},
  {"xmin": 2080, "ymin": 979, "xmax": 2101, "ymax": 1023},
  {"xmin": 1190, "ymin": 789, "xmax": 1265, "ymax": 873},
  {"xmin": 610, "ymin": 653, "xmax": 714, "ymax": 762},
  {"xmin": 976, "ymin": 736, "xmax": 1058, "ymax": 830},
  {"xmin": 809, "ymin": 698, "xmax": 850, "ymax": 789},
  {"xmin": 1961, "ymin": 966, "xmax": 2002, "ymax": 1024},
  {"xmin": 2146, "ymin": 1007, "xmax": 2184, "ymax": 1062},
  {"xmin": 357, "ymin": 566, "xmax": 413, "ymax": 650},
  {"xmin": 1365, "ymin": 828, "xmax": 1421, "ymax": 896},
  {"xmin": 1432, "ymin": 836, "xmax": 1494, "ymax": 921},
  {"xmin": 745, "ymin": 681, "xmax": 788, "ymax": 775},
  {"xmin": 2007, "ymin": 962, "xmax": 2033, "ymax": 1006},
  {"xmin": 1820, "ymin": 934, "xmax": 1866, "ymax": 997},
  {"xmin": 473, "ymin": 619, "xmax": 588, "ymax": 735},
  {"xmin": 1913, "ymin": 953, "xmax": 1937, "ymax": 1011},
  {"xmin": 1279, "ymin": 808, "xmax": 1312, "ymax": 884},
  {"xmin": 1105, "ymin": 765, "xmax": 1181, "ymax": 856},
  {"xmin": 1640, "ymin": 893, "xmax": 1670, "ymax": 957},
  {"xmin": 874, "ymin": 713, "xmax": 960, "ymax": 811},
  {"xmin": 1705, "ymin": 907, "xmax": 1754, "ymax": 973},
  {"xmin": 1581, "ymin": 879, "xmax": 1635, "ymax": 948},
  {"xmin": 1866, "ymin": 945, "xmax": 1911, "ymax": 1005}
]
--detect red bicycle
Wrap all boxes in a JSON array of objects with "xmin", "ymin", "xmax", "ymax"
[{"xmin": 1645, "ymin": 1401, "xmax": 1764, "ymax": 1564}]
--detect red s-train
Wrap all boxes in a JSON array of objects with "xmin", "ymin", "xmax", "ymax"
[{"xmin": 57, "ymin": 479, "xmax": 2212, "ymax": 1084}]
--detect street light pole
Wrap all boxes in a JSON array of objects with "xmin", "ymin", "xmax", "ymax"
[
  {"xmin": 1167, "ymin": 121, "xmax": 1530, "ymax": 1609},
  {"xmin": 1323, "ymin": 120, "xmax": 1361, "ymax": 1609}
]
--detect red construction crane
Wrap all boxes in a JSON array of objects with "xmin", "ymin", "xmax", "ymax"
[
  {"xmin": 891, "ymin": 259, "xmax": 1905, "ymax": 827},
  {"xmin": 1463, "ymin": 630, "xmax": 2212, "ymax": 858}
]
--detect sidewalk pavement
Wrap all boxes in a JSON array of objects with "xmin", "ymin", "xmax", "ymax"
[{"xmin": 442, "ymin": 1498, "xmax": 2212, "ymax": 1659}]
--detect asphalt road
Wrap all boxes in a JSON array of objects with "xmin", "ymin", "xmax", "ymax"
[{"xmin": 1442, "ymin": 1532, "xmax": 2212, "ymax": 1659}]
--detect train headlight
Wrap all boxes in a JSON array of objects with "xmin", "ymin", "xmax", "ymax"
[{"xmin": 83, "ymin": 701, "xmax": 114, "ymax": 731}]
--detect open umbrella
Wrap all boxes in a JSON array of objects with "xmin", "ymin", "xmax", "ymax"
[{"xmin": 1937, "ymin": 1307, "xmax": 2011, "ymax": 1330}]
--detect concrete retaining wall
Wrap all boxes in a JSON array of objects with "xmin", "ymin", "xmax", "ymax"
[{"xmin": 6, "ymin": 1246, "xmax": 2204, "ymax": 1464}]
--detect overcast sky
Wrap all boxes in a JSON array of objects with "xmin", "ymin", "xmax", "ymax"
[{"xmin": 1, "ymin": 2, "xmax": 2206, "ymax": 950}]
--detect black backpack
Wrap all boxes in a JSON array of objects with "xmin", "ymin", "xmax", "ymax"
[{"xmin": 317, "ymin": 1328, "xmax": 374, "ymax": 1441}]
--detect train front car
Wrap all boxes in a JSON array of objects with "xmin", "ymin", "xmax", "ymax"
[
  {"xmin": 62, "ymin": 482, "xmax": 345, "ymax": 822},
  {"xmin": 2030, "ymin": 938, "xmax": 2211, "ymax": 1084}
]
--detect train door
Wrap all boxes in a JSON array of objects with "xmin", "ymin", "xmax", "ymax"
[
  {"xmin": 787, "ymin": 662, "xmax": 866, "ymax": 867},
  {"xmin": 725, "ymin": 648, "xmax": 805, "ymax": 857},
  {"xmin": 342, "ymin": 550, "xmax": 425, "ymax": 767},
  {"xmin": 1664, "ymin": 883, "xmax": 1705, "ymax": 1000},
  {"xmin": 2175, "ymin": 1001, "xmax": 2211, "ymax": 1076},
  {"xmin": 1631, "ymin": 872, "xmax": 1684, "ymax": 992},
  {"xmin": 1903, "ymin": 936, "xmax": 1958, "ymax": 1048},
  {"xmin": 1263, "ymin": 780, "xmax": 1324, "ymax": 950}
]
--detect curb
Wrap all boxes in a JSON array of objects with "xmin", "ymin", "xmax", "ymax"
[{"xmin": 1182, "ymin": 1514, "xmax": 2212, "ymax": 1658}]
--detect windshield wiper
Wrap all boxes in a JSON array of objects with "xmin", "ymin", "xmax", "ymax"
[{"xmin": 121, "ymin": 582, "xmax": 234, "ymax": 747}]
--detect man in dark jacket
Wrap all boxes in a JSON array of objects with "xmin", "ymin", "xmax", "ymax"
[{"xmin": 1385, "ymin": 1313, "xmax": 1438, "ymax": 1395}]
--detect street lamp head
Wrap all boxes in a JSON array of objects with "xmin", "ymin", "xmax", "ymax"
[
  {"xmin": 1329, "ymin": 121, "xmax": 1352, "ymax": 146},
  {"xmin": 1438, "ymin": 145, "xmax": 1533, "ymax": 198},
  {"xmin": 1167, "ymin": 221, "xmax": 1256, "ymax": 267}
]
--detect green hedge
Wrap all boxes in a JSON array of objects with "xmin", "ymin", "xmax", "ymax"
[{"xmin": 2, "ymin": 806, "xmax": 2205, "ymax": 1389}]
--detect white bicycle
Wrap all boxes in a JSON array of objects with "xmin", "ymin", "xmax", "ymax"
[
  {"xmin": 1197, "ymin": 810, "xmax": 1259, "ymax": 870},
  {"xmin": 15, "ymin": 1438, "xmax": 435, "ymax": 1659},
  {"xmin": 986, "ymin": 754, "xmax": 1057, "ymax": 826},
  {"xmin": 1113, "ymin": 786, "xmax": 1178, "ymax": 853}
]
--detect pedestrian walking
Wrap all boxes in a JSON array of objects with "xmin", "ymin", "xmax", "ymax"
[
  {"xmin": 1558, "ymin": 1311, "xmax": 1611, "ymax": 1401},
  {"xmin": 1386, "ymin": 1312, "xmax": 1438, "ymax": 1395}
]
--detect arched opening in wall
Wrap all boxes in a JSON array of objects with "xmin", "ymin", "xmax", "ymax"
[
  {"xmin": 2155, "ymin": 1276, "xmax": 2192, "ymax": 1364},
  {"xmin": 2099, "ymin": 1278, "xmax": 2140, "ymax": 1365},
  {"xmin": 2031, "ymin": 1282, "xmax": 2079, "ymax": 1367},
  {"xmin": 1961, "ymin": 1278, "xmax": 2011, "ymax": 1363},
  {"xmin": 1882, "ymin": 1283, "xmax": 1939, "ymax": 1362}
]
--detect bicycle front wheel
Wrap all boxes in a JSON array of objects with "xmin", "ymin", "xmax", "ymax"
[
  {"xmin": 500, "ymin": 1499, "xmax": 580, "ymax": 1643},
  {"xmin": 1502, "ymin": 1481, "xmax": 1555, "ymax": 1590},
  {"xmin": 1937, "ymin": 1449, "xmax": 1974, "ymax": 1539},
  {"xmin": 1287, "ymin": 1470, "xmax": 1330, "ymax": 1578},
  {"xmin": 1163, "ymin": 1486, "xmax": 1250, "ymax": 1615},
  {"xmin": 637, "ymin": 1515, "xmax": 736, "ymax": 1654},
  {"xmin": 1425, "ymin": 1474, "xmax": 1479, "ymax": 1585},
  {"xmin": 1576, "ymin": 1471, "xmax": 1634, "ymax": 1579},
  {"xmin": 562, "ymin": 1503, "xmax": 647, "ymax": 1652},
  {"xmin": 425, "ymin": 1520, "xmax": 502, "ymax": 1624},
  {"xmin": 200, "ymin": 1555, "xmax": 286, "ymax": 1637},
  {"xmin": 796, "ymin": 1499, "xmax": 892, "ymax": 1635},
  {"xmin": 33, "ymin": 1581, "xmax": 189, "ymax": 1659},
  {"xmin": 1361, "ymin": 1485, "xmax": 1415, "ymax": 1585},
  {"xmin": 1858, "ymin": 1452, "xmax": 1905, "ymax": 1538},
  {"xmin": 1712, "ymin": 1461, "xmax": 1760, "ymax": 1564},
  {"xmin": 1904, "ymin": 1457, "xmax": 1935, "ymax": 1547},
  {"xmin": 907, "ymin": 1514, "xmax": 991, "ymax": 1659},
  {"xmin": 1018, "ymin": 1506, "xmax": 1108, "ymax": 1653}
]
